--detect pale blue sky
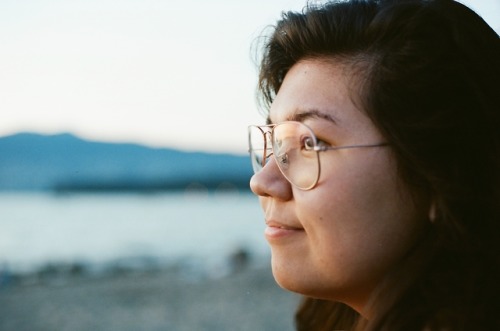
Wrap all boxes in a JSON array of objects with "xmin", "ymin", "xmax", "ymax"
[{"xmin": 1, "ymin": 0, "xmax": 498, "ymax": 153}]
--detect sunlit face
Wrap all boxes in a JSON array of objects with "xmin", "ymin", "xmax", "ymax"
[{"xmin": 250, "ymin": 59, "xmax": 426, "ymax": 316}]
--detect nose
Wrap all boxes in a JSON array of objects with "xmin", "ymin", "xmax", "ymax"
[{"xmin": 249, "ymin": 157, "xmax": 293, "ymax": 201}]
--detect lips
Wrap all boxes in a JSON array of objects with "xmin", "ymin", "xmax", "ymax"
[
  {"xmin": 266, "ymin": 220, "xmax": 302, "ymax": 230},
  {"xmin": 265, "ymin": 220, "xmax": 304, "ymax": 241}
]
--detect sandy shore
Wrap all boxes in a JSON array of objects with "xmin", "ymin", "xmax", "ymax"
[{"xmin": 0, "ymin": 265, "xmax": 300, "ymax": 331}]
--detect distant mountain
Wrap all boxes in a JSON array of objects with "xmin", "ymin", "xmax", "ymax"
[{"xmin": 0, "ymin": 133, "xmax": 253, "ymax": 192}]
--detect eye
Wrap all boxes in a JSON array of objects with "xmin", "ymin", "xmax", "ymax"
[{"xmin": 301, "ymin": 135, "xmax": 316, "ymax": 150}]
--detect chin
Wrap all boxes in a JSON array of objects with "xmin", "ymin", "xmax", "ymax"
[
  {"xmin": 270, "ymin": 258, "xmax": 355, "ymax": 303},
  {"xmin": 270, "ymin": 257, "xmax": 313, "ymax": 295},
  {"xmin": 270, "ymin": 255, "xmax": 296, "ymax": 290}
]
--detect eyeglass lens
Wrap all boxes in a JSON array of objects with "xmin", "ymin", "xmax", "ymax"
[
  {"xmin": 249, "ymin": 122, "xmax": 320, "ymax": 190},
  {"xmin": 248, "ymin": 126, "xmax": 270, "ymax": 173}
]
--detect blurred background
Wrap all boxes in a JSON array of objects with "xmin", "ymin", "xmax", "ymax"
[{"xmin": 0, "ymin": 0, "xmax": 498, "ymax": 330}]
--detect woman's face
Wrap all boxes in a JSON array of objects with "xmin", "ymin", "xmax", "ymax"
[{"xmin": 250, "ymin": 59, "xmax": 426, "ymax": 316}]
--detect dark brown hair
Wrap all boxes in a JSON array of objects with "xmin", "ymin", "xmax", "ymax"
[{"xmin": 256, "ymin": 0, "xmax": 500, "ymax": 330}]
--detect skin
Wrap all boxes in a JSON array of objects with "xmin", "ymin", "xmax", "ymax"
[{"xmin": 250, "ymin": 59, "xmax": 427, "ymax": 317}]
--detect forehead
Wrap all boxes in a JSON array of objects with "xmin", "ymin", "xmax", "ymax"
[{"xmin": 269, "ymin": 59, "xmax": 362, "ymax": 124}]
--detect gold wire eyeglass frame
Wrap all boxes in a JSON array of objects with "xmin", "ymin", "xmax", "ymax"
[{"xmin": 248, "ymin": 122, "xmax": 389, "ymax": 190}]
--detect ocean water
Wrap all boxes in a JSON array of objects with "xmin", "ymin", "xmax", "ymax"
[{"xmin": 0, "ymin": 191, "xmax": 268, "ymax": 274}]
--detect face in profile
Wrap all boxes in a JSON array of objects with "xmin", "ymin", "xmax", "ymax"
[{"xmin": 250, "ymin": 59, "xmax": 427, "ymax": 316}]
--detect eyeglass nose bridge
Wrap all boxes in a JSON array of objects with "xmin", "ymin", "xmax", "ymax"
[
  {"xmin": 248, "ymin": 125, "xmax": 274, "ymax": 170},
  {"xmin": 261, "ymin": 130, "xmax": 274, "ymax": 168},
  {"xmin": 265, "ymin": 127, "xmax": 275, "ymax": 141}
]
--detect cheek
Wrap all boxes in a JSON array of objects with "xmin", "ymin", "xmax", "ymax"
[
  {"xmin": 300, "ymin": 152, "xmax": 409, "ymax": 237},
  {"xmin": 314, "ymin": 150, "xmax": 414, "ymax": 230},
  {"xmin": 292, "ymin": 153, "xmax": 425, "ymax": 297}
]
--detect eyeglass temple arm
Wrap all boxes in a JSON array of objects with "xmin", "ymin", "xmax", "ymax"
[{"xmin": 314, "ymin": 142, "xmax": 389, "ymax": 152}]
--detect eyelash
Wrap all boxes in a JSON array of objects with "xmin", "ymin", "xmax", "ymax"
[
  {"xmin": 300, "ymin": 135, "xmax": 330, "ymax": 151},
  {"xmin": 303, "ymin": 123, "xmax": 332, "ymax": 146},
  {"xmin": 313, "ymin": 134, "xmax": 332, "ymax": 147}
]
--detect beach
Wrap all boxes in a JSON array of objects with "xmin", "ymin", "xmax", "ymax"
[{"xmin": 0, "ymin": 265, "xmax": 300, "ymax": 331}]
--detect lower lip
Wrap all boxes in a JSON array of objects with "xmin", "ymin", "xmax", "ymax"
[{"xmin": 265, "ymin": 226, "xmax": 303, "ymax": 241}]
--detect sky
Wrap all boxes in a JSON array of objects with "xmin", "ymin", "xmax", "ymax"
[{"xmin": 1, "ymin": 0, "xmax": 499, "ymax": 154}]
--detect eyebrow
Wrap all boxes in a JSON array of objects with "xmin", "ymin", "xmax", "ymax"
[
  {"xmin": 289, "ymin": 109, "xmax": 339, "ymax": 124},
  {"xmin": 266, "ymin": 108, "xmax": 340, "ymax": 125}
]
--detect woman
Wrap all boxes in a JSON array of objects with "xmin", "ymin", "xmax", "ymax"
[{"xmin": 248, "ymin": 0, "xmax": 500, "ymax": 330}]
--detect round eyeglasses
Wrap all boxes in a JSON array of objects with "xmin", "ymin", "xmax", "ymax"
[{"xmin": 248, "ymin": 121, "xmax": 389, "ymax": 190}]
